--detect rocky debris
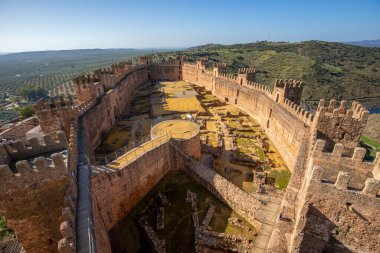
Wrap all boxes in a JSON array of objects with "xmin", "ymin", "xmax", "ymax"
[
  {"xmin": 138, "ymin": 217, "xmax": 166, "ymax": 253},
  {"xmin": 158, "ymin": 192, "xmax": 169, "ymax": 206},
  {"xmin": 187, "ymin": 189, "xmax": 200, "ymax": 228},
  {"xmin": 157, "ymin": 207, "xmax": 164, "ymax": 231},
  {"xmin": 228, "ymin": 217, "xmax": 254, "ymax": 233},
  {"xmin": 201, "ymin": 205, "xmax": 216, "ymax": 229}
]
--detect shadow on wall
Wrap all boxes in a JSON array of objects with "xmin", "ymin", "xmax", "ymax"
[{"xmin": 297, "ymin": 204, "xmax": 354, "ymax": 253}]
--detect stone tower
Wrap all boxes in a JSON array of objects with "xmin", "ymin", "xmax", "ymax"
[{"xmin": 272, "ymin": 79, "xmax": 303, "ymax": 105}]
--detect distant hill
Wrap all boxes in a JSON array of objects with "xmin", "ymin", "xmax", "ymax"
[
  {"xmin": 157, "ymin": 40, "xmax": 380, "ymax": 108},
  {"xmin": 344, "ymin": 39, "xmax": 380, "ymax": 47},
  {"xmin": 187, "ymin": 43, "xmax": 224, "ymax": 51},
  {"xmin": 0, "ymin": 48, "xmax": 170, "ymax": 95}
]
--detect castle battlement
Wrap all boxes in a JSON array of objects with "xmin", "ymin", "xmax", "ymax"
[
  {"xmin": 0, "ymin": 153, "xmax": 69, "ymax": 193},
  {"xmin": 245, "ymin": 81, "xmax": 272, "ymax": 96},
  {"xmin": 219, "ymin": 72, "xmax": 238, "ymax": 82},
  {"xmin": 34, "ymin": 95, "xmax": 74, "ymax": 113},
  {"xmin": 73, "ymin": 74, "xmax": 101, "ymax": 87},
  {"xmin": 274, "ymin": 79, "xmax": 303, "ymax": 88},
  {"xmin": 316, "ymin": 99, "xmax": 369, "ymax": 121},
  {"xmin": 311, "ymin": 166, "xmax": 380, "ymax": 198},
  {"xmin": 312, "ymin": 139, "xmax": 380, "ymax": 173},
  {"xmin": 283, "ymin": 98, "xmax": 314, "ymax": 125},
  {"xmin": 238, "ymin": 68, "xmax": 256, "ymax": 74},
  {"xmin": 0, "ymin": 131, "xmax": 67, "ymax": 164},
  {"xmin": 76, "ymin": 99, "xmax": 95, "ymax": 117}
]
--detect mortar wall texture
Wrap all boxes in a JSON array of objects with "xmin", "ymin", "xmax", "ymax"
[
  {"xmin": 80, "ymin": 66, "xmax": 149, "ymax": 156},
  {"xmin": 0, "ymin": 154, "xmax": 72, "ymax": 253},
  {"xmin": 289, "ymin": 166, "xmax": 380, "ymax": 253},
  {"xmin": 91, "ymin": 141, "xmax": 172, "ymax": 232}
]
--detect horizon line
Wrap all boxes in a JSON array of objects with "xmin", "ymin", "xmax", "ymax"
[{"xmin": 1, "ymin": 38, "xmax": 379, "ymax": 54}]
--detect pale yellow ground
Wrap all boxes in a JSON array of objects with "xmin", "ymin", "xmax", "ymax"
[
  {"xmin": 152, "ymin": 81, "xmax": 205, "ymax": 116},
  {"xmin": 151, "ymin": 120, "xmax": 198, "ymax": 140}
]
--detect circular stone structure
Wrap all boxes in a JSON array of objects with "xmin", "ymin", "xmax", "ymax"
[{"xmin": 151, "ymin": 119, "xmax": 199, "ymax": 140}]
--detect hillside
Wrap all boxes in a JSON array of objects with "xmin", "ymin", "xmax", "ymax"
[
  {"xmin": 0, "ymin": 48, "xmax": 168, "ymax": 97},
  {"xmin": 158, "ymin": 41, "xmax": 380, "ymax": 108}
]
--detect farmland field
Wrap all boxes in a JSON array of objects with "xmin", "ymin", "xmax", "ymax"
[{"xmin": 0, "ymin": 48, "xmax": 171, "ymax": 96}]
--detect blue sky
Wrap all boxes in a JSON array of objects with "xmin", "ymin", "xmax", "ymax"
[{"xmin": 0, "ymin": 0, "xmax": 379, "ymax": 52}]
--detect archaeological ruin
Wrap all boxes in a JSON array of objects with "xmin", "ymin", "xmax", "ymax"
[{"xmin": 0, "ymin": 55, "xmax": 379, "ymax": 253}]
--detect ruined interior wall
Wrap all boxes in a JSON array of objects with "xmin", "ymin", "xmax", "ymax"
[
  {"xmin": 81, "ymin": 66, "xmax": 148, "ymax": 154},
  {"xmin": 91, "ymin": 141, "xmax": 172, "ymax": 232},
  {"xmin": 150, "ymin": 63, "xmax": 181, "ymax": 81}
]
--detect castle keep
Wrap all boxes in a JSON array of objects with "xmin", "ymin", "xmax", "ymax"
[{"xmin": 0, "ymin": 55, "xmax": 378, "ymax": 253}]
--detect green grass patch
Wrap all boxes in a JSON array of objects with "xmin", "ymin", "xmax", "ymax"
[
  {"xmin": 0, "ymin": 216, "xmax": 13, "ymax": 241},
  {"xmin": 360, "ymin": 135, "xmax": 380, "ymax": 159},
  {"xmin": 267, "ymin": 169, "xmax": 291, "ymax": 190}
]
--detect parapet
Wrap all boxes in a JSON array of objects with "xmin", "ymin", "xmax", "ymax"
[
  {"xmin": 274, "ymin": 79, "xmax": 303, "ymax": 89},
  {"xmin": 282, "ymin": 98, "xmax": 314, "ymax": 126},
  {"xmin": 0, "ymin": 153, "xmax": 69, "ymax": 193},
  {"xmin": 310, "ymin": 166, "xmax": 380, "ymax": 198},
  {"xmin": 0, "ymin": 131, "xmax": 68, "ymax": 164},
  {"xmin": 245, "ymin": 81, "xmax": 272, "ymax": 96},
  {"xmin": 312, "ymin": 139, "xmax": 380, "ymax": 173},
  {"xmin": 73, "ymin": 75, "xmax": 101, "ymax": 88},
  {"xmin": 34, "ymin": 95, "xmax": 74, "ymax": 113},
  {"xmin": 219, "ymin": 72, "xmax": 238, "ymax": 82},
  {"xmin": 238, "ymin": 68, "xmax": 256, "ymax": 74},
  {"xmin": 316, "ymin": 99, "xmax": 369, "ymax": 121},
  {"xmin": 140, "ymin": 56, "xmax": 153, "ymax": 65}
]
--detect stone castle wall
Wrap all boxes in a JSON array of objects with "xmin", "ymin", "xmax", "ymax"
[
  {"xmin": 80, "ymin": 65, "xmax": 149, "ymax": 157},
  {"xmin": 91, "ymin": 140, "xmax": 172, "ymax": 250},
  {"xmin": 182, "ymin": 63, "xmax": 309, "ymax": 171},
  {"xmin": 0, "ymin": 117, "xmax": 38, "ymax": 141},
  {"xmin": 150, "ymin": 62, "xmax": 182, "ymax": 81},
  {"xmin": 290, "ymin": 166, "xmax": 380, "ymax": 253},
  {"xmin": 0, "ymin": 131, "xmax": 67, "ymax": 164},
  {"xmin": 0, "ymin": 153, "xmax": 72, "ymax": 253},
  {"xmin": 313, "ymin": 99, "xmax": 369, "ymax": 152}
]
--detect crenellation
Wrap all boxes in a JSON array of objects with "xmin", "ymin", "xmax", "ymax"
[
  {"xmin": 362, "ymin": 178, "xmax": 380, "ymax": 197},
  {"xmin": 311, "ymin": 166, "xmax": 380, "ymax": 198},
  {"xmin": 334, "ymin": 171, "xmax": 351, "ymax": 190},
  {"xmin": 352, "ymin": 146, "xmax": 366, "ymax": 161},
  {"xmin": 0, "ymin": 164, "xmax": 13, "ymax": 178},
  {"xmin": 0, "ymin": 131, "xmax": 68, "ymax": 163},
  {"xmin": 15, "ymin": 160, "xmax": 33, "ymax": 173}
]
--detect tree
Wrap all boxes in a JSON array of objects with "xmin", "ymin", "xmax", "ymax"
[
  {"xmin": 18, "ymin": 105, "xmax": 35, "ymax": 118},
  {"xmin": 17, "ymin": 85, "xmax": 47, "ymax": 101}
]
